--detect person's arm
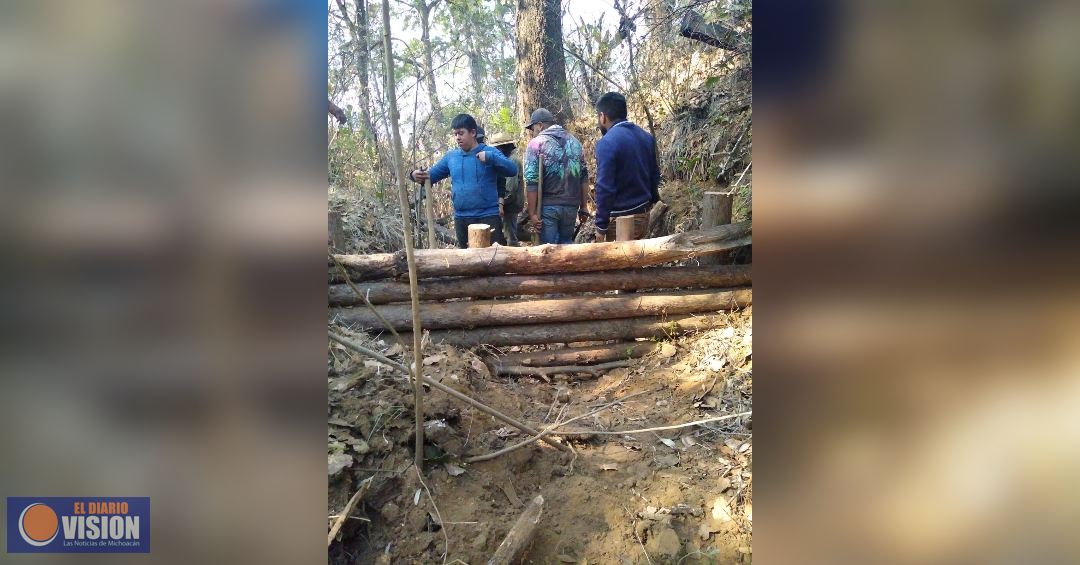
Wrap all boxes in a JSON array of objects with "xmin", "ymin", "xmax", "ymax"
[
  {"xmin": 482, "ymin": 147, "xmax": 518, "ymax": 176},
  {"xmin": 648, "ymin": 136, "xmax": 661, "ymax": 203},
  {"xmin": 527, "ymin": 190, "xmax": 539, "ymax": 229},
  {"xmin": 428, "ymin": 153, "xmax": 451, "ymax": 184},
  {"xmin": 578, "ymin": 154, "xmax": 591, "ymax": 219},
  {"xmin": 411, "ymin": 153, "xmax": 451, "ymax": 184},
  {"xmin": 593, "ymin": 139, "xmax": 617, "ymax": 239},
  {"xmin": 523, "ymin": 141, "xmax": 542, "ymax": 229}
]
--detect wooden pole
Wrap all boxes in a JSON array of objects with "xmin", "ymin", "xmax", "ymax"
[
  {"xmin": 423, "ymin": 178, "xmax": 437, "ymax": 249},
  {"xmin": 468, "ymin": 223, "xmax": 493, "ymax": 248},
  {"xmin": 329, "ymin": 331, "xmax": 570, "ymax": 452},
  {"xmin": 405, "ymin": 312, "xmax": 735, "ymax": 348},
  {"xmin": 487, "ymin": 495, "xmax": 544, "ymax": 565},
  {"xmin": 331, "ymin": 221, "xmax": 751, "ymax": 281},
  {"xmin": 328, "ymin": 265, "xmax": 752, "ymax": 305},
  {"xmin": 493, "ymin": 341, "xmax": 658, "ymax": 368},
  {"xmin": 381, "ymin": 0, "xmax": 424, "ymax": 469},
  {"xmin": 702, "ymin": 191, "xmax": 734, "ymax": 265},
  {"xmin": 332, "ymin": 288, "xmax": 751, "ymax": 331},
  {"xmin": 496, "ymin": 359, "xmax": 634, "ymax": 377}
]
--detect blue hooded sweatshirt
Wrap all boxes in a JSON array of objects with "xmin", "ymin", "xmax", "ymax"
[{"xmin": 426, "ymin": 144, "xmax": 519, "ymax": 219}]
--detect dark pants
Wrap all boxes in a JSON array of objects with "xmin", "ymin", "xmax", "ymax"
[
  {"xmin": 454, "ymin": 215, "xmax": 506, "ymax": 249},
  {"xmin": 503, "ymin": 207, "xmax": 523, "ymax": 245}
]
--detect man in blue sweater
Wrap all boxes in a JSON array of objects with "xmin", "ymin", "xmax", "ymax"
[
  {"xmin": 409, "ymin": 114, "xmax": 518, "ymax": 248},
  {"xmin": 593, "ymin": 92, "xmax": 661, "ymax": 242}
]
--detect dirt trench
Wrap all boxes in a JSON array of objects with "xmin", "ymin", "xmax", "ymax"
[{"xmin": 328, "ymin": 308, "xmax": 751, "ymax": 565}]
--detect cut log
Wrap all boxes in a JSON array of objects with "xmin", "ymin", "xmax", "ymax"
[
  {"xmin": 468, "ymin": 224, "xmax": 493, "ymax": 248},
  {"xmin": 328, "ymin": 210, "xmax": 347, "ymax": 253},
  {"xmin": 494, "ymin": 342, "xmax": 658, "ymax": 368},
  {"xmin": 680, "ymin": 10, "xmax": 741, "ymax": 51},
  {"xmin": 332, "ymin": 288, "xmax": 751, "ymax": 331},
  {"xmin": 487, "ymin": 495, "xmax": 544, "ymax": 565},
  {"xmin": 701, "ymin": 191, "xmax": 734, "ymax": 265},
  {"xmin": 647, "ymin": 200, "xmax": 670, "ymax": 237},
  {"xmin": 331, "ymin": 221, "xmax": 751, "ymax": 281},
  {"xmin": 703, "ymin": 191, "xmax": 734, "ymax": 227},
  {"xmin": 329, "ymin": 265, "xmax": 752, "ymax": 305},
  {"xmin": 616, "ymin": 215, "xmax": 638, "ymax": 241},
  {"xmin": 497, "ymin": 359, "xmax": 634, "ymax": 377},
  {"xmin": 415, "ymin": 218, "xmax": 456, "ymax": 246},
  {"xmin": 330, "ymin": 253, "xmax": 398, "ymax": 282},
  {"xmin": 406, "ymin": 312, "xmax": 735, "ymax": 348}
]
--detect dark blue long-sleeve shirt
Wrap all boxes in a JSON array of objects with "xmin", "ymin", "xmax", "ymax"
[{"xmin": 593, "ymin": 121, "xmax": 661, "ymax": 232}]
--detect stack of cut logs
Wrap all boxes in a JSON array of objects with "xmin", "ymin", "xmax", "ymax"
[{"xmin": 329, "ymin": 220, "xmax": 751, "ymax": 377}]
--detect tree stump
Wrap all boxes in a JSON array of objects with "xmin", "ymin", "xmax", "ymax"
[
  {"xmin": 615, "ymin": 215, "xmax": 637, "ymax": 241},
  {"xmin": 328, "ymin": 210, "xmax": 347, "ymax": 253},
  {"xmin": 468, "ymin": 224, "xmax": 493, "ymax": 248},
  {"xmin": 701, "ymin": 191, "xmax": 733, "ymax": 264}
]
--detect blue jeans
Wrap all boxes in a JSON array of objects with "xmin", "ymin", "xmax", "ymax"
[{"xmin": 541, "ymin": 205, "xmax": 578, "ymax": 244}]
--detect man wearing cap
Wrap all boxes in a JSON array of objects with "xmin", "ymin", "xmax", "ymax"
[
  {"xmin": 409, "ymin": 114, "xmax": 517, "ymax": 248},
  {"xmin": 593, "ymin": 92, "xmax": 661, "ymax": 242},
  {"xmin": 523, "ymin": 108, "xmax": 590, "ymax": 244},
  {"xmin": 488, "ymin": 132, "xmax": 526, "ymax": 246}
]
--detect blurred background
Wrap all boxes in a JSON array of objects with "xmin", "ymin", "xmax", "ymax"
[
  {"xmin": 754, "ymin": 0, "xmax": 1080, "ymax": 563},
  {"xmin": 0, "ymin": 1, "xmax": 328, "ymax": 563}
]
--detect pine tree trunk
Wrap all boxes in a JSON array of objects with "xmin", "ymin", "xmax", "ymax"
[
  {"xmin": 515, "ymin": 0, "xmax": 573, "ymax": 123},
  {"xmin": 469, "ymin": 50, "xmax": 484, "ymax": 108},
  {"xmin": 335, "ymin": 0, "xmax": 378, "ymax": 143}
]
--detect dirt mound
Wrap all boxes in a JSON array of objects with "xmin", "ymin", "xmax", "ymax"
[
  {"xmin": 328, "ymin": 186, "xmax": 406, "ymax": 255},
  {"xmin": 329, "ymin": 306, "xmax": 752, "ymax": 564}
]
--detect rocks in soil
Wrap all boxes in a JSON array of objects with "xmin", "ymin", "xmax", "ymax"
[
  {"xmin": 424, "ymin": 419, "xmax": 453, "ymax": 443},
  {"xmin": 655, "ymin": 453, "xmax": 680, "ymax": 468},
  {"xmin": 645, "ymin": 525, "xmax": 682, "ymax": 559},
  {"xmin": 424, "ymin": 419, "xmax": 464, "ymax": 455},
  {"xmin": 380, "ymin": 502, "xmax": 401, "ymax": 524},
  {"xmin": 328, "ymin": 453, "xmax": 353, "ymax": 477},
  {"xmin": 406, "ymin": 507, "xmax": 428, "ymax": 532},
  {"xmin": 472, "ymin": 528, "xmax": 488, "ymax": 550},
  {"xmin": 711, "ymin": 495, "xmax": 733, "ymax": 523},
  {"xmin": 507, "ymin": 445, "xmax": 536, "ymax": 473}
]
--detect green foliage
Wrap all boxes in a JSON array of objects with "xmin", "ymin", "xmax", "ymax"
[{"xmin": 487, "ymin": 106, "xmax": 519, "ymax": 136}]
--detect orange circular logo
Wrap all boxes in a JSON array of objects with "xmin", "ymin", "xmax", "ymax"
[{"xmin": 19, "ymin": 503, "xmax": 59, "ymax": 546}]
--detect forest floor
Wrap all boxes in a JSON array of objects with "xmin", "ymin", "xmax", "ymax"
[{"xmin": 328, "ymin": 306, "xmax": 752, "ymax": 565}]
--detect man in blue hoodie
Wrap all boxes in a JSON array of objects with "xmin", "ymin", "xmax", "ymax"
[
  {"xmin": 409, "ymin": 114, "xmax": 518, "ymax": 248},
  {"xmin": 593, "ymin": 92, "xmax": 661, "ymax": 241}
]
